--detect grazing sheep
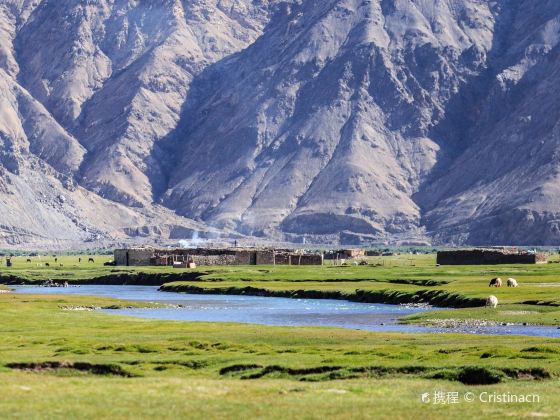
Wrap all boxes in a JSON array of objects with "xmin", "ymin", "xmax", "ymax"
[
  {"xmin": 486, "ymin": 295, "xmax": 498, "ymax": 308},
  {"xmin": 489, "ymin": 277, "xmax": 502, "ymax": 287},
  {"xmin": 507, "ymin": 278, "xmax": 518, "ymax": 287}
]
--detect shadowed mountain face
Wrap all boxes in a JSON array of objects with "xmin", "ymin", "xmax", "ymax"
[{"xmin": 0, "ymin": 0, "xmax": 559, "ymax": 247}]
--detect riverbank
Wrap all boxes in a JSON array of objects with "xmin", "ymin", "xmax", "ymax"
[
  {"xmin": 0, "ymin": 292, "xmax": 558, "ymax": 418},
  {"xmin": 158, "ymin": 283, "xmax": 485, "ymax": 308},
  {"xmin": 0, "ymin": 271, "xmax": 203, "ymax": 286}
]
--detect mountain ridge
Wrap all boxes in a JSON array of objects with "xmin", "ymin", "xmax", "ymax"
[{"xmin": 1, "ymin": 0, "xmax": 560, "ymax": 247}]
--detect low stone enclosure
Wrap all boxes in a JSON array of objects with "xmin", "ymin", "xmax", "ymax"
[
  {"xmin": 323, "ymin": 249, "xmax": 368, "ymax": 260},
  {"xmin": 114, "ymin": 247, "xmax": 324, "ymax": 267},
  {"xmin": 437, "ymin": 248, "xmax": 548, "ymax": 265}
]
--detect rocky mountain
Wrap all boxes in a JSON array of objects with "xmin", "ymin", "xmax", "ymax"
[{"xmin": 0, "ymin": 0, "xmax": 559, "ymax": 247}]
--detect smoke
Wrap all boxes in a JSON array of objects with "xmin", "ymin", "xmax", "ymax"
[{"xmin": 179, "ymin": 231, "xmax": 205, "ymax": 248}]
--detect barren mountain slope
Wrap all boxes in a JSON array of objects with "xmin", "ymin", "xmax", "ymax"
[
  {"xmin": 0, "ymin": 1, "xmax": 229, "ymax": 247},
  {"xmin": 418, "ymin": 0, "xmax": 560, "ymax": 245},
  {"xmin": 14, "ymin": 0, "xmax": 277, "ymax": 207},
  {"xmin": 0, "ymin": 66, "xmax": 207, "ymax": 247},
  {"xmin": 163, "ymin": 0, "xmax": 495, "ymax": 240},
  {"xmin": 1, "ymin": 0, "xmax": 560, "ymax": 247}
]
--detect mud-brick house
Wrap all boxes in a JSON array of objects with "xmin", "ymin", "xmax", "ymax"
[
  {"xmin": 436, "ymin": 248, "xmax": 548, "ymax": 265},
  {"xmin": 114, "ymin": 248, "xmax": 154, "ymax": 266},
  {"xmin": 341, "ymin": 249, "xmax": 366, "ymax": 258},
  {"xmin": 114, "ymin": 247, "xmax": 323, "ymax": 267}
]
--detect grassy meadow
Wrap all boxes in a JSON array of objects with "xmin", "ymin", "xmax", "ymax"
[
  {"xmin": 0, "ymin": 252, "xmax": 559, "ymax": 418},
  {"xmin": 0, "ymin": 293, "xmax": 559, "ymax": 418}
]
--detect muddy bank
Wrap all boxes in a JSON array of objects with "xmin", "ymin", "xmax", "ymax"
[
  {"xmin": 218, "ymin": 362, "xmax": 551, "ymax": 384},
  {"xmin": 6, "ymin": 361, "xmax": 135, "ymax": 377},
  {"xmin": 159, "ymin": 284, "xmax": 486, "ymax": 308}
]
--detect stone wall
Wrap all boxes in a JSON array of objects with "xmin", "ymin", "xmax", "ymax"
[
  {"xmin": 114, "ymin": 249, "xmax": 127, "ymax": 265},
  {"xmin": 190, "ymin": 254, "xmax": 238, "ymax": 266},
  {"xmin": 535, "ymin": 252, "xmax": 549, "ymax": 263},
  {"xmin": 342, "ymin": 249, "xmax": 366, "ymax": 258},
  {"xmin": 437, "ymin": 249, "xmax": 548, "ymax": 265},
  {"xmin": 114, "ymin": 248, "xmax": 323, "ymax": 266},
  {"xmin": 114, "ymin": 248, "xmax": 154, "ymax": 266},
  {"xmin": 271, "ymin": 252, "xmax": 324, "ymax": 265}
]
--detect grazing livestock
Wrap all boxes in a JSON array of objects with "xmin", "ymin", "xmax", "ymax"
[
  {"xmin": 54, "ymin": 258, "xmax": 58, "ymax": 263},
  {"xmin": 45, "ymin": 263, "xmax": 50, "ymax": 267},
  {"xmin": 78, "ymin": 258, "xmax": 81, "ymax": 263},
  {"xmin": 26, "ymin": 258, "xmax": 31, "ymax": 263},
  {"xmin": 88, "ymin": 258, "xmax": 95, "ymax": 263},
  {"xmin": 486, "ymin": 295, "xmax": 499, "ymax": 308},
  {"xmin": 507, "ymin": 278, "xmax": 518, "ymax": 287},
  {"xmin": 489, "ymin": 277, "xmax": 502, "ymax": 287}
]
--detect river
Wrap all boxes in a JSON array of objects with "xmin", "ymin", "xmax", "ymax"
[{"xmin": 11, "ymin": 285, "xmax": 560, "ymax": 337}]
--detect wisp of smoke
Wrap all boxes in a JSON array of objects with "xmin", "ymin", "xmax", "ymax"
[{"xmin": 179, "ymin": 231, "xmax": 204, "ymax": 248}]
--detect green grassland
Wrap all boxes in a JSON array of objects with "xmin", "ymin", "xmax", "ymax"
[
  {"xmin": 0, "ymin": 254, "xmax": 171, "ymax": 281},
  {"xmin": 0, "ymin": 293, "xmax": 559, "ymax": 418}
]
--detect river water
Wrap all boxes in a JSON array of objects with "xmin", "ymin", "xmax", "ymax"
[{"xmin": 11, "ymin": 285, "xmax": 560, "ymax": 338}]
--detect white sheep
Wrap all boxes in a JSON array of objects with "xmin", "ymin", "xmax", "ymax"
[
  {"xmin": 486, "ymin": 295, "xmax": 498, "ymax": 308},
  {"xmin": 507, "ymin": 278, "xmax": 518, "ymax": 287}
]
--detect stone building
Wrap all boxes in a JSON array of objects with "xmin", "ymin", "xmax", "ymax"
[
  {"xmin": 436, "ymin": 248, "xmax": 548, "ymax": 265},
  {"xmin": 341, "ymin": 249, "xmax": 366, "ymax": 258},
  {"xmin": 114, "ymin": 247, "xmax": 323, "ymax": 267},
  {"xmin": 324, "ymin": 248, "xmax": 367, "ymax": 261},
  {"xmin": 114, "ymin": 248, "xmax": 154, "ymax": 266}
]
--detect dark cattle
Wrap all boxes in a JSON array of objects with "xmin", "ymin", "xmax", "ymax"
[
  {"xmin": 45, "ymin": 263, "xmax": 50, "ymax": 267},
  {"xmin": 489, "ymin": 277, "xmax": 502, "ymax": 287},
  {"xmin": 78, "ymin": 258, "xmax": 81, "ymax": 263},
  {"xmin": 54, "ymin": 258, "xmax": 58, "ymax": 263},
  {"xmin": 26, "ymin": 258, "xmax": 31, "ymax": 263},
  {"xmin": 88, "ymin": 258, "xmax": 95, "ymax": 263}
]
